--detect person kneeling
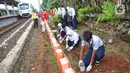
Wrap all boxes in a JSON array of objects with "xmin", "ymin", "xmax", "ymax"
[
  {"xmin": 62, "ymin": 29, "xmax": 81, "ymax": 51},
  {"xmin": 79, "ymin": 31, "xmax": 105, "ymax": 72}
]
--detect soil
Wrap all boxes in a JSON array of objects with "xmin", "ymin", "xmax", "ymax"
[
  {"xmin": 64, "ymin": 46, "xmax": 130, "ymax": 73},
  {"xmin": 18, "ymin": 25, "xmax": 59, "ymax": 73},
  {"xmin": 62, "ymin": 22, "xmax": 130, "ymax": 73}
]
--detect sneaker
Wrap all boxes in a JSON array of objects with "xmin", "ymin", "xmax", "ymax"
[{"xmin": 95, "ymin": 61, "xmax": 100, "ymax": 66}]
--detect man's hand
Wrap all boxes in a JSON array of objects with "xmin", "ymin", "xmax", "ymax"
[
  {"xmin": 66, "ymin": 45, "xmax": 69, "ymax": 49},
  {"xmin": 59, "ymin": 40, "xmax": 62, "ymax": 43},
  {"xmin": 67, "ymin": 46, "xmax": 73, "ymax": 51},
  {"xmin": 86, "ymin": 64, "xmax": 92, "ymax": 72}
]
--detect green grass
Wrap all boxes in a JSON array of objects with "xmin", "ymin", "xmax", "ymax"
[{"xmin": 45, "ymin": 38, "xmax": 59, "ymax": 73}]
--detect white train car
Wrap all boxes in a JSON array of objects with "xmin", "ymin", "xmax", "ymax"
[{"xmin": 18, "ymin": 2, "xmax": 32, "ymax": 18}]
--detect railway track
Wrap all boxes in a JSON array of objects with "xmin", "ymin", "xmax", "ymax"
[{"xmin": 0, "ymin": 18, "xmax": 32, "ymax": 62}]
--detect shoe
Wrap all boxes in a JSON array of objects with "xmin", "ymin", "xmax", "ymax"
[{"xmin": 95, "ymin": 61, "xmax": 100, "ymax": 66}]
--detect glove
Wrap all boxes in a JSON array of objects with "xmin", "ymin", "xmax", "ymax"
[
  {"xmin": 86, "ymin": 64, "xmax": 92, "ymax": 72},
  {"xmin": 59, "ymin": 40, "xmax": 62, "ymax": 43},
  {"xmin": 66, "ymin": 45, "xmax": 69, "ymax": 49},
  {"xmin": 78, "ymin": 60, "xmax": 85, "ymax": 72},
  {"xmin": 68, "ymin": 46, "xmax": 73, "ymax": 51}
]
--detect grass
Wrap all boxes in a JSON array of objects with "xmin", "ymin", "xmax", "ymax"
[{"xmin": 45, "ymin": 36, "xmax": 60, "ymax": 73}]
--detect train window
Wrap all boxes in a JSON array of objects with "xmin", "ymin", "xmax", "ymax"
[{"xmin": 19, "ymin": 4, "xmax": 29, "ymax": 10}]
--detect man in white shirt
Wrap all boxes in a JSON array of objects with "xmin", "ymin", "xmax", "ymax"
[
  {"xmin": 61, "ymin": 5, "xmax": 67, "ymax": 26},
  {"xmin": 66, "ymin": 7, "xmax": 77, "ymax": 31},
  {"xmin": 61, "ymin": 28, "xmax": 81, "ymax": 51},
  {"xmin": 78, "ymin": 31, "xmax": 105, "ymax": 72}
]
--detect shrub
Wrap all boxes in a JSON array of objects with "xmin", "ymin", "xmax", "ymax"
[
  {"xmin": 95, "ymin": 0, "xmax": 118, "ymax": 25},
  {"xmin": 52, "ymin": 14, "xmax": 62, "ymax": 26},
  {"xmin": 77, "ymin": 6, "xmax": 96, "ymax": 22}
]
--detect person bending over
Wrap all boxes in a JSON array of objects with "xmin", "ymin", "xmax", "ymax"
[
  {"xmin": 61, "ymin": 29, "xmax": 81, "ymax": 51},
  {"xmin": 79, "ymin": 31, "xmax": 105, "ymax": 72}
]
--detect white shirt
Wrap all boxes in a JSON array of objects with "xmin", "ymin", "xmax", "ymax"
[
  {"xmin": 66, "ymin": 30, "xmax": 80, "ymax": 44},
  {"xmin": 70, "ymin": 8, "xmax": 76, "ymax": 17},
  {"xmin": 81, "ymin": 35, "xmax": 103, "ymax": 50},
  {"xmin": 57, "ymin": 8, "xmax": 62, "ymax": 15},
  {"xmin": 66, "ymin": 7, "xmax": 71, "ymax": 16},
  {"xmin": 65, "ymin": 26, "xmax": 71, "ymax": 32},
  {"xmin": 67, "ymin": 7, "xmax": 76, "ymax": 18},
  {"xmin": 61, "ymin": 7, "xmax": 66, "ymax": 18},
  {"xmin": 58, "ymin": 23, "xmax": 64, "ymax": 32}
]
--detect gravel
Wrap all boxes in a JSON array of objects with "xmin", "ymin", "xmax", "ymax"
[{"xmin": 0, "ymin": 18, "xmax": 32, "ymax": 62}]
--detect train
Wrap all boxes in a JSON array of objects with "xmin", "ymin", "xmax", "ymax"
[
  {"xmin": 18, "ymin": 2, "xmax": 32, "ymax": 18},
  {"xmin": 0, "ymin": 4, "xmax": 18, "ymax": 16}
]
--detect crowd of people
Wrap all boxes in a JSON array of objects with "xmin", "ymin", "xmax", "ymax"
[{"xmin": 31, "ymin": 6, "xmax": 105, "ymax": 72}]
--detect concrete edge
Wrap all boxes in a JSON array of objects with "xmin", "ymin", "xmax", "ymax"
[{"xmin": 0, "ymin": 21, "xmax": 34, "ymax": 73}]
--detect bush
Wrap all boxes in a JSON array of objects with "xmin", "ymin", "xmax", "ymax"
[
  {"xmin": 77, "ymin": 6, "xmax": 96, "ymax": 22},
  {"xmin": 95, "ymin": 0, "xmax": 118, "ymax": 25},
  {"xmin": 52, "ymin": 14, "xmax": 62, "ymax": 26}
]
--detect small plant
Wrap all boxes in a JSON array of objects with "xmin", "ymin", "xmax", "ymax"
[
  {"xmin": 52, "ymin": 14, "xmax": 62, "ymax": 26},
  {"xmin": 77, "ymin": 6, "xmax": 96, "ymax": 22},
  {"xmin": 95, "ymin": 0, "xmax": 118, "ymax": 25}
]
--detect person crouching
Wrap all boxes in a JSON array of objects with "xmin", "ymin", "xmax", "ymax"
[
  {"xmin": 78, "ymin": 31, "xmax": 105, "ymax": 72},
  {"xmin": 61, "ymin": 29, "xmax": 81, "ymax": 51}
]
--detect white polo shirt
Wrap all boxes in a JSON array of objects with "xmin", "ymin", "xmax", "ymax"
[
  {"xmin": 61, "ymin": 7, "xmax": 66, "ymax": 18},
  {"xmin": 66, "ymin": 30, "xmax": 80, "ymax": 44},
  {"xmin": 82, "ymin": 35, "xmax": 103, "ymax": 50},
  {"xmin": 65, "ymin": 26, "xmax": 71, "ymax": 32},
  {"xmin": 70, "ymin": 8, "xmax": 76, "ymax": 18},
  {"xmin": 66, "ymin": 7, "xmax": 71, "ymax": 16}
]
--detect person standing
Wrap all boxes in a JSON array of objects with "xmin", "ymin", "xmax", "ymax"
[
  {"xmin": 61, "ymin": 5, "xmax": 67, "ymax": 26},
  {"xmin": 78, "ymin": 31, "xmax": 105, "ymax": 72},
  {"xmin": 32, "ymin": 10, "xmax": 38, "ymax": 28},
  {"xmin": 66, "ymin": 7, "xmax": 77, "ymax": 31},
  {"xmin": 40, "ymin": 9, "xmax": 49, "ymax": 32}
]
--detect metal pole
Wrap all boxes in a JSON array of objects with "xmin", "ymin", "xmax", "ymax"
[
  {"xmin": 12, "ymin": 2, "xmax": 16, "ymax": 15},
  {"xmin": 4, "ymin": 0, "xmax": 10, "ymax": 16}
]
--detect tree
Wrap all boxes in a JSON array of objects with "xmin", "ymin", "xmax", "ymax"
[{"xmin": 40, "ymin": 0, "xmax": 48, "ymax": 9}]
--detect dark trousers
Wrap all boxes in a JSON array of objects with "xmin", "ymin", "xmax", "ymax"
[
  {"xmin": 68, "ymin": 36, "xmax": 81, "ymax": 47},
  {"xmin": 63, "ymin": 15, "xmax": 67, "ymax": 26},
  {"xmin": 34, "ymin": 19, "xmax": 38, "ymax": 28},
  {"xmin": 83, "ymin": 45, "xmax": 105, "ymax": 67},
  {"xmin": 72, "ymin": 15, "xmax": 77, "ymax": 30},
  {"xmin": 61, "ymin": 31, "xmax": 66, "ymax": 38},
  {"xmin": 58, "ymin": 28, "xmax": 66, "ymax": 38}
]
